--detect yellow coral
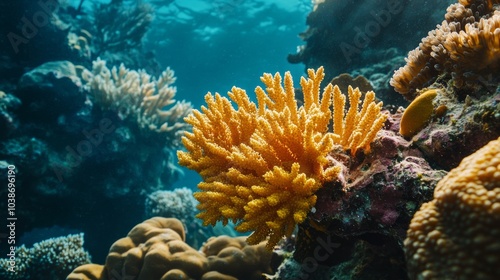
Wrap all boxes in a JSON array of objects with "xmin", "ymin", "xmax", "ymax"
[
  {"xmin": 178, "ymin": 67, "xmax": 387, "ymax": 248},
  {"xmin": 405, "ymin": 136, "xmax": 500, "ymax": 279}
]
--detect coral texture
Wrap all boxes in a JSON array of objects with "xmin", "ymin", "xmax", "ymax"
[
  {"xmin": 145, "ymin": 187, "xmax": 208, "ymax": 248},
  {"xmin": 405, "ymin": 136, "xmax": 500, "ymax": 279},
  {"xmin": 82, "ymin": 58, "xmax": 192, "ymax": 146},
  {"xmin": 276, "ymin": 111, "xmax": 447, "ymax": 280},
  {"xmin": 67, "ymin": 217, "xmax": 276, "ymax": 280},
  {"xmin": 409, "ymin": 82, "xmax": 500, "ymax": 170},
  {"xmin": 178, "ymin": 67, "xmax": 387, "ymax": 248},
  {"xmin": 145, "ymin": 187, "xmax": 198, "ymax": 226},
  {"xmin": 201, "ymin": 235, "xmax": 275, "ymax": 280},
  {"xmin": 0, "ymin": 233, "xmax": 91, "ymax": 280},
  {"xmin": 391, "ymin": 0, "xmax": 500, "ymax": 99}
]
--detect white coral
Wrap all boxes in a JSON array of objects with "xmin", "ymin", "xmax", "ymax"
[{"xmin": 82, "ymin": 58, "xmax": 192, "ymax": 146}]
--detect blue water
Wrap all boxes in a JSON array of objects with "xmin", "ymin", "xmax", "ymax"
[{"xmin": 127, "ymin": 0, "xmax": 313, "ymax": 188}]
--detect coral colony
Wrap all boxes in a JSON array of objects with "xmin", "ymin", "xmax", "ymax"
[
  {"xmin": 0, "ymin": 0, "xmax": 499, "ymax": 280},
  {"xmin": 178, "ymin": 67, "xmax": 387, "ymax": 248}
]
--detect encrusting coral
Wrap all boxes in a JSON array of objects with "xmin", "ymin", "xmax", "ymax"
[
  {"xmin": 390, "ymin": 0, "xmax": 500, "ymax": 99},
  {"xmin": 177, "ymin": 67, "xmax": 387, "ymax": 249},
  {"xmin": 81, "ymin": 58, "xmax": 192, "ymax": 146},
  {"xmin": 405, "ymin": 136, "xmax": 500, "ymax": 279},
  {"xmin": 67, "ymin": 217, "xmax": 277, "ymax": 280}
]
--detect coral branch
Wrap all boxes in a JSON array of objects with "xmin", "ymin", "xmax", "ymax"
[
  {"xmin": 178, "ymin": 67, "xmax": 387, "ymax": 248},
  {"xmin": 82, "ymin": 59, "xmax": 192, "ymax": 147}
]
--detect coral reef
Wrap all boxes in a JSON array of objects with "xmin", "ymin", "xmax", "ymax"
[
  {"xmin": 288, "ymin": 0, "xmax": 452, "ymax": 96},
  {"xmin": 145, "ymin": 187, "xmax": 198, "ymax": 226},
  {"xmin": 0, "ymin": 59, "xmax": 188, "ymax": 263},
  {"xmin": 0, "ymin": 90, "xmax": 21, "ymax": 138},
  {"xmin": 178, "ymin": 67, "xmax": 387, "ymax": 249},
  {"xmin": 380, "ymin": 2, "xmax": 500, "ymax": 169},
  {"xmin": 260, "ymin": 105, "xmax": 448, "ymax": 279},
  {"xmin": 90, "ymin": 0, "xmax": 156, "ymax": 70},
  {"xmin": 283, "ymin": 124, "xmax": 446, "ymax": 279},
  {"xmin": 145, "ymin": 187, "xmax": 203, "ymax": 247},
  {"xmin": 81, "ymin": 58, "xmax": 192, "ymax": 147},
  {"xmin": 16, "ymin": 61, "xmax": 86, "ymax": 120},
  {"xmin": 405, "ymin": 136, "xmax": 500, "ymax": 279},
  {"xmin": 0, "ymin": 0, "xmax": 89, "ymax": 83},
  {"xmin": 391, "ymin": 0, "xmax": 500, "ymax": 99},
  {"xmin": 144, "ymin": 187, "xmax": 240, "ymax": 249},
  {"xmin": 0, "ymin": 233, "xmax": 90, "ymax": 280},
  {"xmin": 67, "ymin": 217, "xmax": 278, "ymax": 280},
  {"xmin": 406, "ymin": 83, "xmax": 500, "ymax": 170}
]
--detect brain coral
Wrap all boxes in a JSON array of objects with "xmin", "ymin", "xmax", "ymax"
[
  {"xmin": 178, "ymin": 67, "xmax": 387, "ymax": 249},
  {"xmin": 390, "ymin": 0, "xmax": 500, "ymax": 99},
  {"xmin": 67, "ymin": 217, "xmax": 276, "ymax": 280},
  {"xmin": 405, "ymin": 136, "xmax": 500, "ymax": 279}
]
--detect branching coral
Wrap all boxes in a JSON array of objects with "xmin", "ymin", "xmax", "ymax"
[
  {"xmin": 177, "ymin": 67, "xmax": 387, "ymax": 248},
  {"xmin": 82, "ymin": 58, "xmax": 192, "ymax": 146},
  {"xmin": 0, "ymin": 233, "xmax": 91, "ymax": 280},
  {"xmin": 92, "ymin": 0, "xmax": 153, "ymax": 54},
  {"xmin": 390, "ymin": 0, "xmax": 500, "ymax": 99},
  {"xmin": 145, "ymin": 187, "xmax": 198, "ymax": 226}
]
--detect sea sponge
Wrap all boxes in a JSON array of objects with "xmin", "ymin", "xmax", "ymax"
[
  {"xmin": 178, "ymin": 67, "xmax": 387, "ymax": 248},
  {"xmin": 390, "ymin": 0, "xmax": 500, "ymax": 99},
  {"xmin": 405, "ymin": 136, "xmax": 500, "ymax": 279},
  {"xmin": 399, "ymin": 89, "xmax": 439, "ymax": 138}
]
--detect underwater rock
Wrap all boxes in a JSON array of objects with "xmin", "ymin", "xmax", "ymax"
[
  {"xmin": 410, "ymin": 83, "xmax": 500, "ymax": 170},
  {"xmin": 289, "ymin": 0, "xmax": 452, "ymax": 84},
  {"xmin": 288, "ymin": 119, "xmax": 446, "ymax": 279},
  {"xmin": 0, "ymin": 91, "xmax": 21, "ymax": 139},
  {"xmin": 0, "ymin": 60, "xmax": 185, "ymax": 264},
  {"xmin": 16, "ymin": 60, "xmax": 85, "ymax": 120}
]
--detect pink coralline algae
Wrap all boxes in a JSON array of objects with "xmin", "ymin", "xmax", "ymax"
[{"xmin": 293, "ymin": 113, "xmax": 447, "ymax": 276}]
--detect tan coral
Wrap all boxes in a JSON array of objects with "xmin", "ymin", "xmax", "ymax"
[
  {"xmin": 390, "ymin": 1, "xmax": 500, "ymax": 99},
  {"xmin": 67, "ymin": 217, "xmax": 276, "ymax": 280},
  {"xmin": 178, "ymin": 67, "xmax": 387, "ymax": 249},
  {"xmin": 201, "ymin": 235, "xmax": 274, "ymax": 279},
  {"xmin": 405, "ymin": 137, "xmax": 500, "ymax": 279},
  {"xmin": 67, "ymin": 264, "xmax": 105, "ymax": 280}
]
